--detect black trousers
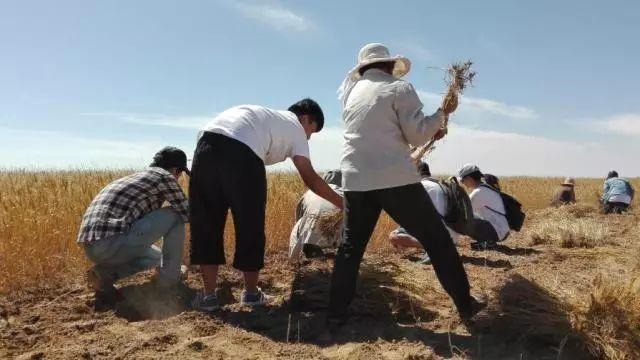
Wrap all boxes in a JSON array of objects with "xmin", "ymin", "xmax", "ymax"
[
  {"xmin": 189, "ymin": 132, "xmax": 267, "ymax": 272},
  {"xmin": 328, "ymin": 183, "xmax": 472, "ymax": 321},
  {"xmin": 468, "ymin": 218, "xmax": 500, "ymax": 244},
  {"xmin": 604, "ymin": 202, "xmax": 629, "ymax": 214}
]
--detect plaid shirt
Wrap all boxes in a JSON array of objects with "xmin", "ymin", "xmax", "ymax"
[{"xmin": 77, "ymin": 167, "xmax": 189, "ymax": 243}]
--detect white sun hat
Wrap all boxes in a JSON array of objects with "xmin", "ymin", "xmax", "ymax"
[{"xmin": 337, "ymin": 43, "xmax": 411, "ymax": 107}]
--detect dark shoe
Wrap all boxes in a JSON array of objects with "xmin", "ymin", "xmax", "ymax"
[{"xmin": 459, "ymin": 297, "xmax": 488, "ymax": 330}]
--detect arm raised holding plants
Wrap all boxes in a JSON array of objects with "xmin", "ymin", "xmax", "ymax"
[{"xmin": 411, "ymin": 61, "xmax": 474, "ymax": 164}]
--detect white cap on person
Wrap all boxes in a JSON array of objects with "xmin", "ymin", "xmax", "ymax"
[{"xmin": 458, "ymin": 164, "xmax": 482, "ymax": 180}]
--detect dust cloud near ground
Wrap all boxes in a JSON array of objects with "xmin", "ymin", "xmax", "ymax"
[{"xmin": 2, "ymin": 204, "xmax": 638, "ymax": 359}]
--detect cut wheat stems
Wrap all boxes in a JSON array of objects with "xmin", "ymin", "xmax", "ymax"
[
  {"xmin": 412, "ymin": 61, "xmax": 476, "ymax": 164},
  {"xmin": 316, "ymin": 210, "xmax": 343, "ymax": 239}
]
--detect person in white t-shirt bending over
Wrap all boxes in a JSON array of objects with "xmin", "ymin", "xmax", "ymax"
[
  {"xmin": 458, "ymin": 164, "xmax": 510, "ymax": 251},
  {"xmin": 388, "ymin": 162, "xmax": 460, "ymax": 264},
  {"xmin": 189, "ymin": 99, "xmax": 343, "ymax": 312}
]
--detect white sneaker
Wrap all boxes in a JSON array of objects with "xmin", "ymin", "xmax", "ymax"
[
  {"xmin": 191, "ymin": 292, "xmax": 219, "ymax": 312},
  {"xmin": 240, "ymin": 287, "xmax": 270, "ymax": 307}
]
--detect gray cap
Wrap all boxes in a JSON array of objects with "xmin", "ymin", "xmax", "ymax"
[{"xmin": 458, "ymin": 164, "xmax": 482, "ymax": 179}]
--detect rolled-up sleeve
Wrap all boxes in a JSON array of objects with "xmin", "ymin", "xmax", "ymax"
[
  {"xmin": 393, "ymin": 82, "xmax": 446, "ymax": 147},
  {"xmin": 159, "ymin": 175, "xmax": 190, "ymax": 223}
]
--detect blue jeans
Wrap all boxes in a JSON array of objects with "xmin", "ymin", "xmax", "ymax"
[{"xmin": 84, "ymin": 208, "xmax": 185, "ymax": 286}]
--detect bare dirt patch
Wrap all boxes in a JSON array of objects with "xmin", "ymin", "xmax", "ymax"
[{"xmin": 2, "ymin": 208, "xmax": 639, "ymax": 359}]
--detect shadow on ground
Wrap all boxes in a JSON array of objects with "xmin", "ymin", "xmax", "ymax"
[
  {"xmin": 207, "ymin": 258, "xmax": 474, "ymax": 358},
  {"xmin": 104, "ymin": 257, "xmax": 591, "ymax": 359},
  {"xmin": 494, "ymin": 244, "xmax": 542, "ymax": 256},
  {"xmin": 111, "ymin": 282, "xmax": 196, "ymax": 322},
  {"xmin": 460, "ymin": 255, "xmax": 513, "ymax": 269},
  {"xmin": 479, "ymin": 274, "xmax": 590, "ymax": 360}
]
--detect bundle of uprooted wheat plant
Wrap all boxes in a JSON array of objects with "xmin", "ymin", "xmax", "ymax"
[
  {"xmin": 412, "ymin": 61, "xmax": 475, "ymax": 164},
  {"xmin": 316, "ymin": 210, "xmax": 343, "ymax": 239}
]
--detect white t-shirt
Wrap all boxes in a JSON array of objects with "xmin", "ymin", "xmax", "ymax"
[
  {"xmin": 200, "ymin": 105, "xmax": 310, "ymax": 166},
  {"xmin": 422, "ymin": 179, "xmax": 460, "ymax": 244},
  {"xmin": 289, "ymin": 185, "xmax": 343, "ymax": 261},
  {"xmin": 469, "ymin": 186, "xmax": 510, "ymax": 240}
]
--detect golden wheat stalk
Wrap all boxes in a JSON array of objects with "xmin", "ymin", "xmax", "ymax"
[
  {"xmin": 412, "ymin": 61, "xmax": 475, "ymax": 164},
  {"xmin": 316, "ymin": 210, "xmax": 343, "ymax": 239}
]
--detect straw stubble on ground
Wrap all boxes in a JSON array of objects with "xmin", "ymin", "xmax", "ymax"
[{"xmin": 1, "ymin": 171, "xmax": 639, "ymax": 359}]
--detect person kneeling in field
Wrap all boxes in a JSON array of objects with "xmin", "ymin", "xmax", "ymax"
[
  {"xmin": 388, "ymin": 162, "xmax": 461, "ymax": 264},
  {"xmin": 550, "ymin": 177, "xmax": 576, "ymax": 207},
  {"xmin": 189, "ymin": 99, "xmax": 343, "ymax": 312},
  {"xmin": 458, "ymin": 164, "xmax": 511, "ymax": 250},
  {"xmin": 601, "ymin": 171, "xmax": 635, "ymax": 214},
  {"xmin": 458, "ymin": 165, "xmax": 525, "ymax": 250},
  {"xmin": 77, "ymin": 147, "xmax": 190, "ymax": 305},
  {"xmin": 289, "ymin": 170, "xmax": 344, "ymax": 262}
]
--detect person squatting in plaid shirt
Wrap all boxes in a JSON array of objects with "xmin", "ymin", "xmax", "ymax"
[{"xmin": 77, "ymin": 147, "xmax": 190, "ymax": 304}]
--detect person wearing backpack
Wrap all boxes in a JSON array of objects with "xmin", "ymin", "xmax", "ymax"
[
  {"xmin": 458, "ymin": 164, "xmax": 510, "ymax": 250},
  {"xmin": 601, "ymin": 171, "xmax": 635, "ymax": 214},
  {"xmin": 388, "ymin": 162, "xmax": 461, "ymax": 264}
]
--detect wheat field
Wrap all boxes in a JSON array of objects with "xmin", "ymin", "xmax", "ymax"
[
  {"xmin": 0, "ymin": 170, "xmax": 635, "ymax": 295},
  {"xmin": 1, "ymin": 170, "xmax": 640, "ymax": 358}
]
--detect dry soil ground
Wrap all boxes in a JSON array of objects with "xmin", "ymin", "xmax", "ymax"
[{"xmin": 1, "ymin": 206, "xmax": 638, "ymax": 359}]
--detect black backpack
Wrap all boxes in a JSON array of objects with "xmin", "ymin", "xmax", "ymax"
[
  {"xmin": 438, "ymin": 177, "xmax": 475, "ymax": 235},
  {"xmin": 481, "ymin": 184, "xmax": 526, "ymax": 232}
]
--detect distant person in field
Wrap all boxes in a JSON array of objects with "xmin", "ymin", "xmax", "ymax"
[
  {"xmin": 458, "ymin": 164, "xmax": 510, "ymax": 250},
  {"xmin": 388, "ymin": 162, "xmax": 461, "ymax": 264},
  {"xmin": 189, "ymin": 99, "xmax": 343, "ymax": 312},
  {"xmin": 483, "ymin": 173, "xmax": 501, "ymax": 191},
  {"xmin": 551, "ymin": 177, "xmax": 576, "ymax": 207},
  {"xmin": 77, "ymin": 147, "xmax": 190, "ymax": 305},
  {"xmin": 289, "ymin": 170, "xmax": 344, "ymax": 262},
  {"xmin": 327, "ymin": 43, "xmax": 483, "ymax": 330},
  {"xmin": 601, "ymin": 171, "xmax": 635, "ymax": 214}
]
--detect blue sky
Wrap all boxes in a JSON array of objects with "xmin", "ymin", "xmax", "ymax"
[{"xmin": 1, "ymin": 0, "xmax": 639, "ymax": 176}]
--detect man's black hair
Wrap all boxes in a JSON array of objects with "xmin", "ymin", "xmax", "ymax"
[
  {"xmin": 288, "ymin": 98, "xmax": 324, "ymax": 131},
  {"xmin": 484, "ymin": 173, "xmax": 500, "ymax": 190},
  {"xmin": 607, "ymin": 170, "xmax": 619, "ymax": 179},
  {"xmin": 467, "ymin": 170, "xmax": 484, "ymax": 182},
  {"xmin": 418, "ymin": 161, "xmax": 431, "ymax": 178}
]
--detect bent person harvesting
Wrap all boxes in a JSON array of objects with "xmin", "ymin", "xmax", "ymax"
[
  {"xmin": 77, "ymin": 147, "xmax": 190, "ymax": 306},
  {"xmin": 189, "ymin": 99, "xmax": 343, "ymax": 311}
]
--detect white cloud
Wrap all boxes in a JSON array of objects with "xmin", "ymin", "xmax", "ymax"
[
  {"xmin": 418, "ymin": 91, "xmax": 538, "ymax": 120},
  {"xmin": 232, "ymin": 2, "xmax": 316, "ymax": 33},
  {"xmin": 0, "ymin": 127, "xmax": 172, "ymax": 169},
  {"xmin": 591, "ymin": 113, "xmax": 640, "ymax": 137},
  {"xmin": 81, "ymin": 112, "xmax": 211, "ymax": 130},
  {"xmin": 271, "ymin": 124, "xmax": 640, "ymax": 177}
]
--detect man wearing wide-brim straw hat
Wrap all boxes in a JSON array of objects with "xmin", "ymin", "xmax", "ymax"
[
  {"xmin": 328, "ymin": 43, "xmax": 483, "ymax": 330},
  {"xmin": 550, "ymin": 177, "xmax": 577, "ymax": 207}
]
